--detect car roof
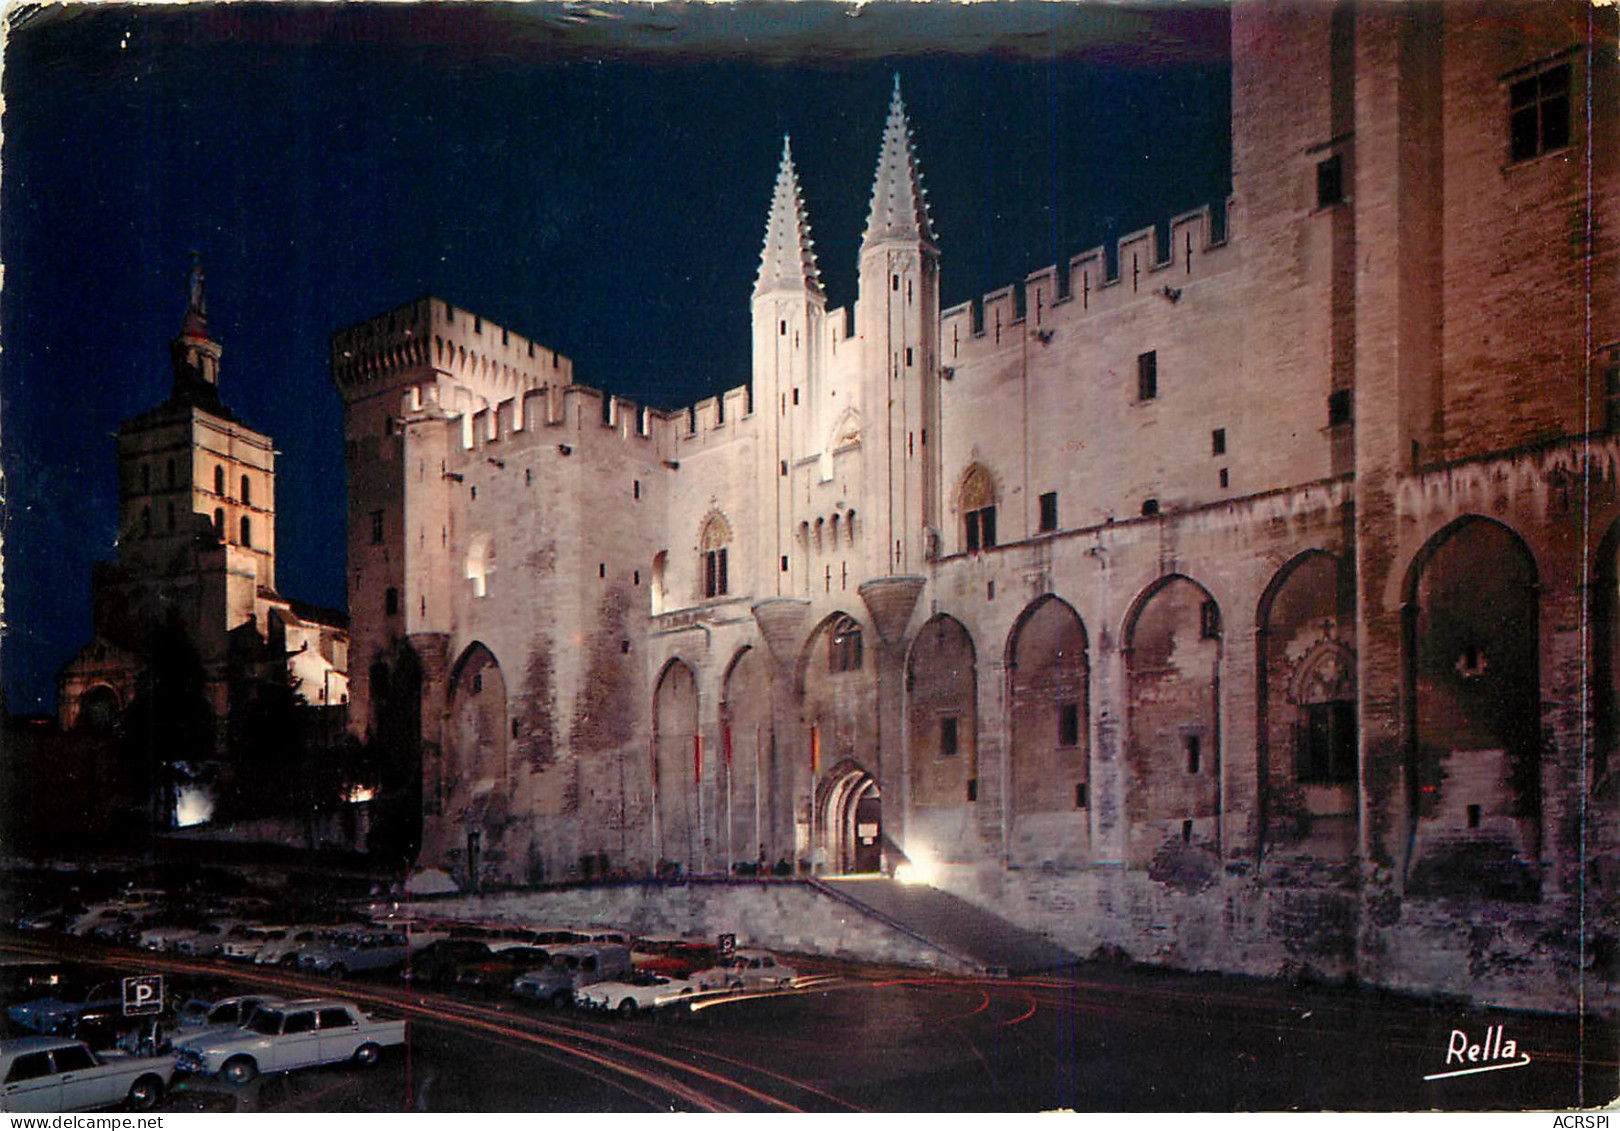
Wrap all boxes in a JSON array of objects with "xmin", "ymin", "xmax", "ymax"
[{"xmin": 0, "ymin": 1036, "xmax": 79, "ymax": 1056}]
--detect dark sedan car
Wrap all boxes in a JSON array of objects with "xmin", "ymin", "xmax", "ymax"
[
  {"xmin": 399, "ymin": 939, "xmax": 493, "ymax": 987},
  {"xmin": 453, "ymin": 947, "xmax": 553, "ymax": 992}
]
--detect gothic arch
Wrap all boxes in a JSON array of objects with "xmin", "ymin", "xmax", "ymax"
[
  {"xmin": 445, "ymin": 641, "xmax": 509, "ymax": 804},
  {"xmin": 955, "ymin": 463, "xmax": 999, "ymax": 552},
  {"xmin": 800, "ymin": 612, "xmax": 880, "ymax": 836},
  {"xmin": 1122, "ymin": 574, "xmax": 1222, "ymax": 869},
  {"xmin": 652, "ymin": 658, "xmax": 701, "ymax": 870},
  {"xmin": 907, "ymin": 613, "xmax": 979, "ymax": 810},
  {"xmin": 1255, "ymin": 550, "xmax": 1356, "ymax": 868},
  {"xmin": 698, "ymin": 511, "xmax": 732, "ymax": 599},
  {"xmin": 721, "ymin": 647, "xmax": 775, "ymax": 869},
  {"xmin": 1402, "ymin": 515, "xmax": 1540, "ymax": 900},
  {"xmin": 1005, "ymin": 595, "xmax": 1091, "ymax": 865},
  {"xmin": 826, "ymin": 405, "xmax": 863, "ymax": 451}
]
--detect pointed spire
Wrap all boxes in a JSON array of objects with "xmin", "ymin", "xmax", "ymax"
[
  {"xmin": 863, "ymin": 75, "xmax": 936, "ymax": 251},
  {"xmin": 754, "ymin": 135, "xmax": 825, "ymax": 304},
  {"xmin": 179, "ymin": 250, "xmax": 209, "ymax": 339}
]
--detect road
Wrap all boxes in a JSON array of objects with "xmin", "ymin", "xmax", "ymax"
[{"xmin": 3, "ymin": 933, "xmax": 1613, "ymax": 1111}]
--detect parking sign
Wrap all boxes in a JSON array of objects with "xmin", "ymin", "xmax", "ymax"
[
  {"xmin": 718, "ymin": 933, "xmax": 736, "ymax": 958},
  {"xmin": 123, "ymin": 975, "xmax": 163, "ymax": 1016}
]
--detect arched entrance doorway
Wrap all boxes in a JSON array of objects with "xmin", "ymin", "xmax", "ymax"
[{"xmin": 819, "ymin": 765, "xmax": 881, "ymax": 875}]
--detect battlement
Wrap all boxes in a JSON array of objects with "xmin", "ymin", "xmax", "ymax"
[
  {"xmin": 940, "ymin": 198, "xmax": 1236, "ymax": 367},
  {"xmin": 443, "ymin": 378, "xmax": 684, "ymax": 459},
  {"xmin": 332, "ymin": 296, "xmax": 573, "ymax": 406},
  {"xmin": 673, "ymin": 384, "xmax": 757, "ymax": 454}
]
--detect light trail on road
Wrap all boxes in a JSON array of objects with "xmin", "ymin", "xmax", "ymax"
[{"xmin": 0, "ymin": 935, "xmax": 806, "ymax": 1112}]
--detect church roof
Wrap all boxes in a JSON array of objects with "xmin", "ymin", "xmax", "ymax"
[
  {"xmin": 862, "ymin": 76, "xmax": 936, "ymax": 251},
  {"xmin": 754, "ymin": 135, "xmax": 825, "ymax": 303}
]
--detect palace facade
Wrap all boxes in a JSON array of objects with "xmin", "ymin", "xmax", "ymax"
[{"xmin": 333, "ymin": 2, "xmax": 1618, "ymax": 1008}]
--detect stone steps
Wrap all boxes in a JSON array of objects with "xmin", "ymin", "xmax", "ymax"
[{"xmin": 818, "ymin": 877, "xmax": 1077, "ymax": 975}]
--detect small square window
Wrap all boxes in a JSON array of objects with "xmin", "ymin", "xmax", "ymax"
[
  {"xmin": 1075, "ymin": 782, "xmax": 1089, "ymax": 808},
  {"xmin": 939, "ymin": 715, "xmax": 959, "ymax": 757},
  {"xmin": 1039, "ymin": 492, "xmax": 1058, "ymax": 533},
  {"xmin": 1141, "ymin": 498, "xmax": 1160, "ymax": 517},
  {"xmin": 1211, "ymin": 428, "xmax": 1227, "ymax": 456},
  {"xmin": 1200, "ymin": 598, "xmax": 1222, "ymax": 639},
  {"xmin": 966, "ymin": 778, "xmax": 978, "ymax": 803},
  {"xmin": 1219, "ymin": 467, "xmax": 1229, "ymax": 489},
  {"xmin": 1137, "ymin": 351, "xmax": 1158, "ymax": 401},
  {"xmin": 1185, "ymin": 734, "xmax": 1201, "ymax": 774},
  {"xmin": 1316, "ymin": 154, "xmax": 1344, "ymax": 208},
  {"xmin": 1328, "ymin": 388, "xmax": 1353, "ymax": 426},
  {"xmin": 385, "ymin": 587, "xmax": 399, "ymax": 616},
  {"xmin": 370, "ymin": 510, "xmax": 384, "ymax": 545},
  {"xmin": 781, "ymin": 555, "xmax": 789, "ymax": 572}
]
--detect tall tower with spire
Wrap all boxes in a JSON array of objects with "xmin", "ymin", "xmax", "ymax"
[
  {"xmin": 751, "ymin": 135, "xmax": 828, "ymax": 598},
  {"xmin": 857, "ymin": 77, "xmax": 941, "ymax": 578}
]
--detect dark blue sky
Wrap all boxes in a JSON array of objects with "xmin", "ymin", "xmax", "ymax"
[{"xmin": 1, "ymin": 2, "xmax": 1229, "ymax": 713}]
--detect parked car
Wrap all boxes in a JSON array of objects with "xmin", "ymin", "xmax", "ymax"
[
  {"xmin": 220, "ymin": 926, "xmax": 290, "ymax": 962},
  {"xmin": 174, "ymin": 999, "xmax": 406, "ymax": 1084},
  {"xmin": 513, "ymin": 944, "xmax": 634, "ymax": 1006},
  {"xmin": 298, "ymin": 931, "xmax": 409, "ymax": 978},
  {"xmin": 575, "ymin": 972, "xmax": 697, "ymax": 1015},
  {"xmin": 67, "ymin": 904, "xmax": 155, "ymax": 938},
  {"xmin": 400, "ymin": 939, "xmax": 493, "ymax": 987},
  {"xmin": 136, "ymin": 916, "xmax": 212, "ymax": 953},
  {"xmin": 253, "ymin": 924, "xmax": 366, "ymax": 967},
  {"xmin": 453, "ymin": 946, "xmax": 552, "ymax": 992},
  {"xmin": 11, "ymin": 905, "xmax": 67, "ymax": 932},
  {"xmin": 362, "ymin": 917, "xmax": 448, "ymax": 953},
  {"xmin": 0, "ymin": 1036, "xmax": 174, "ymax": 1112},
  {"xmin": 631, "ymin": 938, "xmax": 716, "ymax": 978},
  {"xmin": 7, "ymin": 982, "xmax": 123, "ymax": 1035},
  {"xmin": 691, "ymin": 949, "xmax": 798, "ymax": 992},
  {"xmin": 175, "ymin": 920, "xmax": 254, "ymax": 958}
]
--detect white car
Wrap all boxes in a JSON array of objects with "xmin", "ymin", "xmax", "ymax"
[
  {"xmin": 175, "ymin": 999, "xmax": 406, "ymax": 1084},
  {"xmin": 575, "ymin": 973, "xmax": 698, "ymax": 1016},
  {"xmin": 254, "ymin": 925, "xmax": 368, "ymax": 967},
  {"xmin": 220, "ymin": 925, "xmax": 290, "ymax": 961},
  {"xmin": 136, "ymin": 923, "xmax": 208, "ymax": 952},
  {"xmin": 0, "ymin": 1037, "xmax": 174, "ymax": 1112},
  {"xmin": 691, "ymin": 949, "xmax": 798, "ymax": 992},
  {"xmin": 174, "ymin": 919, "xmax": 253, "ymax": 958}
]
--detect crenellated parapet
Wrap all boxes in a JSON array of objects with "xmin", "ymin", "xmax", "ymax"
[
  {"xmin": 443, "ymin": 379, "xmax": 689, "ymax": 459},
  {"xmin": 331, "ymin": 296, "xmax": 573, "ymax": 410},
  {"xmin": 940, "ymin": 198, "xmax": 1236, "ymax": 367},
  {"xmin": 671, "ymin": 384, "xmax": 758, "ymax": 455}
]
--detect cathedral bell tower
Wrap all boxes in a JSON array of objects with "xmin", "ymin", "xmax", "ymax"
[
  {"xmin": 751, "ymin": 135, "xmax": 827, "ymax": 597},
  {"xmin": 857, "ymin": 77, "xmax": 940, "ymax": 577}
]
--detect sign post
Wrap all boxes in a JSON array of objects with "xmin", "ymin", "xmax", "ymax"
[
  {"xmin": 718, "ymin": 933, "xmax": 736, "ymax": 959},
  {"xmin": 122, "ymin": 975, "xmax": 163, "ymax": 1017}
]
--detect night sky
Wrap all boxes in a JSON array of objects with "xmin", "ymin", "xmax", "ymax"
[{"xmin": 1, "ymin": 2, "xmax": 1230, "ymax": 714}]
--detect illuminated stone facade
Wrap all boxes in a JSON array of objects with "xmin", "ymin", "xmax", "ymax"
[{"xmin": 335, "ymin": 3, "xmax": 1618, "ymax": 1009}]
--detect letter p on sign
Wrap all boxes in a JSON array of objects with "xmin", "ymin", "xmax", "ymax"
[{"xmin": 123, "ymin": 975, "xmax": 163, "ymax": 1016}]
